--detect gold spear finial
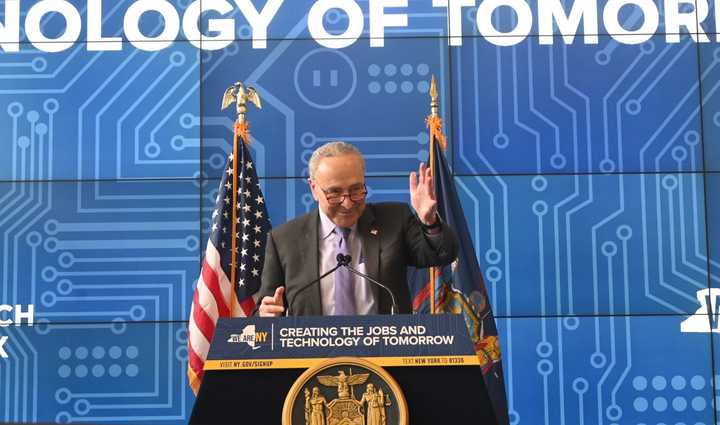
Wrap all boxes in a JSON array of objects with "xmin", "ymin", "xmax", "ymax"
[{"xmin": 429, "ymin": 75, "xmax": 439, "ymax": 117}]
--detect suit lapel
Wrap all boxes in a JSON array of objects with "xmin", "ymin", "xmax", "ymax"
[
  {"xmin": 300, "ymin": 211, "xmax": 323, "ymax": 316},
  {"xmin": 358, "ymin": 206, "xmax": 382, "ymax": 311}
]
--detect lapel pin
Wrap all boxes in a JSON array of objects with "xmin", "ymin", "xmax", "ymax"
[{"xmin": 370, "ymin": 229, "xmax": 378, "ymax": 235}]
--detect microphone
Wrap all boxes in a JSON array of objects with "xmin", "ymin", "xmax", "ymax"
[
  {"xmin": 285, "ymin": 255, "xmax": 345, "ymax": 316},
  {"xmin": 337, "ymin": 253, "xmax": 350, "ymax": 266},
  {"xmin": 340, "ymin": 255, "xmax": 399, "ymax": 315}
]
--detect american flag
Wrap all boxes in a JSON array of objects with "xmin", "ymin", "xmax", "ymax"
[{"xmin": 187, "ymin": 140, "xmax": 271, "ymax": 394}]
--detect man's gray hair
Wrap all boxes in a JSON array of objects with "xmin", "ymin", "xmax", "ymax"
[{"xmin": 308, "ymin": 141, "xmax": 365, "ymax": 180}]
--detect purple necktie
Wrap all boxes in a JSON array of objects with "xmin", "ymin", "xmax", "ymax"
[{"xmin": 334, "ymin": 227, "xmax": 355, "ymax": 315}]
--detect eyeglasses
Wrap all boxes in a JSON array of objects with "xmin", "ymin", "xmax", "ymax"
[{"xmin": 318, "ymin": 184, "xmax": 368, "ymax": 205}]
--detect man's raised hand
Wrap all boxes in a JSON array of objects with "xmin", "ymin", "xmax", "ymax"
[{"xmin": 409, "ymin": 162, "xmax": 437, "ymax": 225}]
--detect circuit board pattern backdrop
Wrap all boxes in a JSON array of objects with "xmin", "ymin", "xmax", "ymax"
[{"xmin": 0, "ymin": 0, "xmax": 718, "ymax": 424}]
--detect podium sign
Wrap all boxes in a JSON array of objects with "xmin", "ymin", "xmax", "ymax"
[{"xmin": 190, "ymin": 314, "xmax": 496, "ymax": 424}]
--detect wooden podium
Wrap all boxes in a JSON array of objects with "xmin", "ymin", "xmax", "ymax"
[{"xmin": 190, "ymin": 314, "xmax": 497, "ymax": 424}]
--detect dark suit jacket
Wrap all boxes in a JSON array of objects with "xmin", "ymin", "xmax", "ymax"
[{"xmin": 257, "ymin": 202, "xmax": 459, "ymax": 315}]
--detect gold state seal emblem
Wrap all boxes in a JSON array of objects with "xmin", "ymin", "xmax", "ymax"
[{"xmin": 282, "ymin": 357, "xmax": 408, "ymax": 425}]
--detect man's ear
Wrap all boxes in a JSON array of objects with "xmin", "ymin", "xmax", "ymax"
[{"xmin": 308, "ymin": 178, "xmax": 319, "ymax": 201}]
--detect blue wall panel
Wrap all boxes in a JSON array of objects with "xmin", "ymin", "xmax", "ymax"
[
  {"xmin": 0, "ymin": 323, "xmax": 193, "ymax": 424},
  {"xmin": 0, "ymin": 180, "xmax": 200, "ymax": 323},
  {"xmin": 700, "ymin": 43, "xmax": 720, "ymax": 172},
  {"xmin": 500, "ymin": 316, "xmax": 714, "ymax": 425},
  {"xmin": 0, "ymin": 42, "xmax": 201, "ymax": 181},
  {"xmin": 708, "ymin": 173, "xmax": 720, "ymax": 289},
  {"xmin": 456, "ymin": 174, "xmax": 709, "ymax": 316},
  {"xmin": 451, "ymin": 35, "xmax": 702, "ymax": 174}
]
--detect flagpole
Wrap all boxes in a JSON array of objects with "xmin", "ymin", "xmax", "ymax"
[
  {"xmin": 222, "ymin": 82, "xmax": 259, "ymax": 316},
  {"xmin": 429, "ymin": 75, "xmax": 439, "ymax": 175},
  {"xmin": 428, "ymin": 76, "xmax": 439, "ymax": 314},
  {"xmin": 230, "ymin": 118, "xmax": 241, "ymax": 316}
]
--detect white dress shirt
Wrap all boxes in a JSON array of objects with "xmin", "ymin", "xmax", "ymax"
[{"xmin": 318, "ymin": 209, "xmax": 378, "ymax": 315}]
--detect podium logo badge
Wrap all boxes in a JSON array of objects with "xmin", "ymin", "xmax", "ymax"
[
  {"xmin": 226, "ymin": 324, "xmax": 268, "ymax": 350},
  {"xmin": 282, "ymin": 357, "xmax": 408, "ymax": 425}
]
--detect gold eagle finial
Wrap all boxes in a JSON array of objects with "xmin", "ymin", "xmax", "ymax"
[{"xmin": 221, "ymin": 81, "xmax": 262, "ymax": 122}]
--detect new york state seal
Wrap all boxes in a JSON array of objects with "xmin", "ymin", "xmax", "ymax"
[{"xmin": 282, "ymin": 357, "xmax": 408, "ymax": 425}]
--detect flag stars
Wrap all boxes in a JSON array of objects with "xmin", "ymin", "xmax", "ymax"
[
  {"xmin": 205, "ymin": 151, "xmax": 270, "ymax": 292},
  {"xmin": 196, "ymin": 150, "xmax": 270, "ymax": 357}
]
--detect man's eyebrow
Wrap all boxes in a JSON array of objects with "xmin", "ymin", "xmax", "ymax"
[{"xmin": 325, "ymin": 184, "xmax": 364, "ymax": 192}]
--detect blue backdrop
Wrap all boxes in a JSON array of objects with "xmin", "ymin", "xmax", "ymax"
[{"xmin": 0, "ymin": 0, "xmax": 718, "ymax": 424}]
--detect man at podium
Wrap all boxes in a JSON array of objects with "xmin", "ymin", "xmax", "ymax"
[{"xmin": 257, "ymin": 141, "xmax": 458, "ymax": 316}]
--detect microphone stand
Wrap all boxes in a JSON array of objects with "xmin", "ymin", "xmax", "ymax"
[
  {"xmin": 340, "ymin": 254, "xmax": 399, "ymax": 315},
  {"xmin": 285, "ymin": 255, "xmax": 344, "ymax": 316},
  {"xmin": 285, "ymin": 254, "xmax": 399, "ymax": 316}
]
